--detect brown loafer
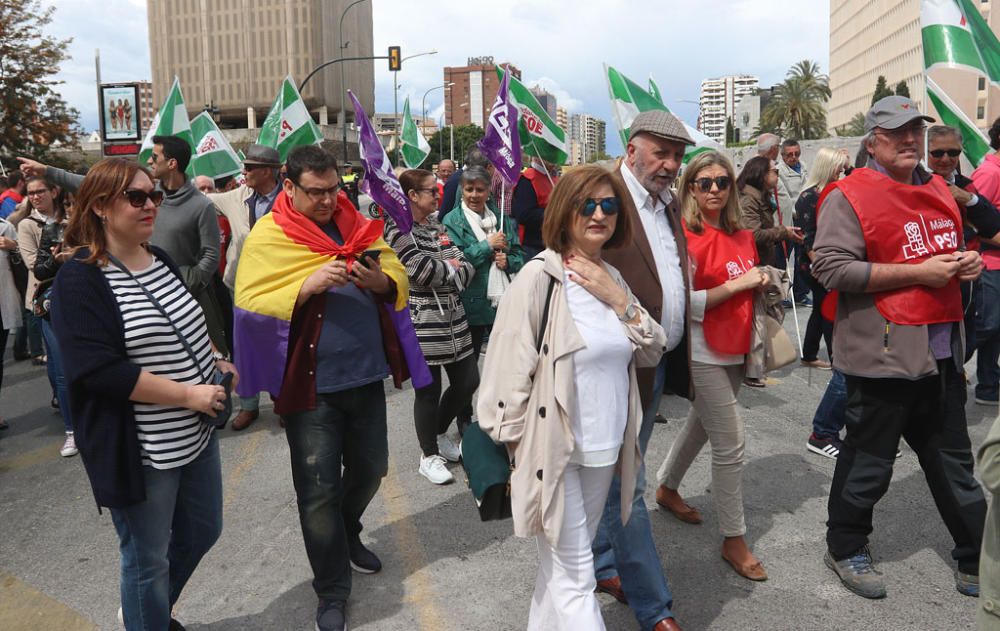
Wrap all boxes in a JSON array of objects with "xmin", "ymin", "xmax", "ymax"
[
  {"xmin": 655, "ymin": 485, "xmax": 703, "ymax": 524},
  {"xmin": 595, "ymin": 576, "xmax": 628, "ymax": 604},
  {"xmin": 652, "ymin": 617, "xmax": 683, "ymax": 631},
  {"xmin": 721, "ymin": 551, "xmax": 768, "ymax": 581},
  {"xmin": 230, "ymin": 409, "xmax": 259, "ymax": 431}
]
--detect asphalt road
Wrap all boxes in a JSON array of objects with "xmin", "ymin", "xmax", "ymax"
[{"xmin": 0, "ymin": 307, "xmax": 995, "ymax": 631}]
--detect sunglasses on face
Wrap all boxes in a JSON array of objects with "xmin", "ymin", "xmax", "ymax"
[
  {"xmin": 580, "ymin": 197, "xmax": 619, "ymax": 217},
  {"xmin": 122, "ymin": 189, "xmax": 164, "ymax": 208},
  {"xmin": 929, "ymin": 149, "xmax": 962, "ymax": 158},
  {"xmin": 692, "ymin": 176, "xmax": 732, "ymax": 193}
]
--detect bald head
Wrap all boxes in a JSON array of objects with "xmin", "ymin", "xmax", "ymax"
[
  {"xmin": 437, "ymin": 159, "xmax": 456, "ymax": 181},
  {"xmin": 194, "ymin": 175, "xmax": 216, "ymax": 194},
  {"xmin": 757, "ymin": 133, "xmax": 781, "ymax": 161}
]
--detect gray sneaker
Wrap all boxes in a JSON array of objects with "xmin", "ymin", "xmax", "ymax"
[
  {"xmin": 956, "ymin": 570, "xmax": 980, "ymax": 597},
  {"xmin": 316, "ymin": 600, "xmax": 347, "ymax": 631},
  {"xmin": 824, "ymin": 546, "xmax": 887, "ymax": 599}
]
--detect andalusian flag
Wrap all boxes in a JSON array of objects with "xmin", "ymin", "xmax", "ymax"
[
  {"xmin": 922, "ymin": 0, "xmax": 1000, "ymax": 84},
  {"xmin": 190, "ymin": 112, "xmax": 242, "ymax": 179},
  {"xmin": 139, "ymin": 77, "xmax": 194, "ymax": 164},
  {"xmin": 926, "ymin": 76, "xmax": 991, "ymax": 166},
  {"xmin": 648, "ymin": 76, "xmax": 663, "ymax": 104},
  {"xmin": 497, "ymin": 68, "xmax": 568, "ymax": 165},
  {"xmin": 400, "ymin": 97, "xmax": 430, "ymax": 168},
  {"xmin": 258, "ymin": 76, "xmax": 324, "ymax": 163}
]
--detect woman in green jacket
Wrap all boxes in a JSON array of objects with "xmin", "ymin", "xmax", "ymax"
[{"xmin": 443, "ymin": 165, "xmax": 524, "ymax": 430}]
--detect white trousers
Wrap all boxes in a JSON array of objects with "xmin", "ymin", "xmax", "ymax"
[{"xmin": 527, "ymin": 462, "xmax": 616, "ymax": 631}]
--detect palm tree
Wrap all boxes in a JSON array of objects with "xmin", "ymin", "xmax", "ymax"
[{"xmin": 759, "ymin": 60, "xmax": 831, "ymax": 140}]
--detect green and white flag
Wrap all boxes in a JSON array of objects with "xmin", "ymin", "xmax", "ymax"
[
  {"xmin": 921, "ymin": 0, "xmax": 990, "ymax": 76},
  {"xmin": 139, "ymin": 76, "xmax": 194, "ymax": 165},
  {"xmin": 497, "ymin": 68, "xmax": 568, "ymax": 165},
  {"xmin": 258, "ymin": 76, "xmax": 324, "ymax": 163},
  {"xmin": 400, "ymin": 97, "xmax": 430, "ymax": 168},
  {"xmin": 604, "ymin": 65, "xmax": 721, "ymax": 162},
  {"xmin": 926, "ymin": 76, "xmax": 991, "ymax": 166},
  {"xmin": 190, "ymin": 112, "xmax": 242, "ymax": 179}
]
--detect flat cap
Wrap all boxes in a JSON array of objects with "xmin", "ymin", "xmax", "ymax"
[
  {"xmin": 243, "ymin": 144, "xmax": 282, "ymax": 167},
  {"xmin": 864, "ymin": 96, "xmax": 935, "ymax": 133},
  {"xmin": 629, "ymin": 110, "xmax": 695, "ymax": 146}
]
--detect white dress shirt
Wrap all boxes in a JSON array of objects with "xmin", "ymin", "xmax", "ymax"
[{"xmin": 620, "ymin": 164, "xmax": 686, "ymax": 352}]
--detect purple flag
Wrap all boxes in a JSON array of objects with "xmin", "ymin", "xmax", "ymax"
[
  {"xmin": 349, "ymin": 90, "xmax": 413, "ymax": 233},
  {"xmin": 478, "ymin": 66, "xmax": 522, "ymax": 185}
]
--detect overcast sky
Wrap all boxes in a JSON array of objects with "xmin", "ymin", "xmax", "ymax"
[{"xmin": 46, "ymin": 0, "xmax": 830, "ymax": 156}]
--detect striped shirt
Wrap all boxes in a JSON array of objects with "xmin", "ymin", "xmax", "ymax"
[{"xmin": 103, "ymin": 256, "xmax": 215, "ymax": 469}]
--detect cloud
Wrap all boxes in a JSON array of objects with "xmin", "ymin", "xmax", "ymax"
[{"xmin": 526, "ymin": 77, "xmax": 583, "ymax": 113}]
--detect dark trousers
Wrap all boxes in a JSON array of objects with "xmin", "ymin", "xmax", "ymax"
[
  {"xmin": 284, "ymin": 381, "xmax": 388, "ymax": 602},
  {"xmin": 14, "ymin": 308, "xmax": 43, "ymax": 358},
  {"xmin": 826, "ymin": 362, "xmax": 986, "ymax": 573},
  {"xmin": 413, "ymin": 353, "xmax": 480, "ymax": 457},
  {"xmin": 457, "ymin": 325, "xmax": 489, "ymax": 431},
  {"xmin": 802, "ymin": 274, "xmax": 833, "ymax": 362},
  {"xmin": 975, "ymin": 270, "xmax": 1000, "ymax": 400}
]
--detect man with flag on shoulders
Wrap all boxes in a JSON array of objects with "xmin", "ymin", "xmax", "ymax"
[
  {"xmin": 813, "ymin": 96, "xmax": 987, "ymax": 600},
  {"xmin": 511, "ymin": 157, "xmax": 559, "ymax": 259},
  {"xmin": 233, "ymin": 144, "xmax": 416, "ymax": 631}
]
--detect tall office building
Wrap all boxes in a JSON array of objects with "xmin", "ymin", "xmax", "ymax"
[
  {"xmin": 137, "ymin": 81, "xmax": 155, "ymax": 134},
  {"xmin": 147, "ymin": 0, "xmax": 375, "ymax": 128},
  {"xmin": 829, "ymin": 0, "xmax": 1000, "ymax": 132},
  {"xmin": 444, "ymin": 58, "xmax": 521, "ymax": 128},
  {"xmin": 556, "ymin": 106, "xmax": 568, "ymax": 133},
  {"xmin": 568, "ymin": 113, "xmax": 607, "ymax": 164},
  {"xmin": 698, "ymin": 74, "xmax": 758, "ymax": 144},
  {"xmin": 529, "ymin": 85, "xmax": 558, "ymax": 119}
]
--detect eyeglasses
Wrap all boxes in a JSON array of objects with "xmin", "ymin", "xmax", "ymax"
[
  {"xmin": 26, "ymin": 189, "xmax": 50, "ymax": 197},
  {"xmin": 242, "ymin": 164, "xmax": 270, "ymax": 173},
  {"xmin": 784, "ymin": 151, "xmax": 801, "ymax": 158},
  {"xmin": 581, "ymin": 197, "xmax": 619, "ymax": 217},
  {"xmin": 929, "ymin": 149, "xmax": 962, "ymax": 158},
  {"xmin": 874, "ymin": 124, "xmax": 926, "ymax": 141},
  {"xmin": 292, "ymin": 180, "xmax": 342, "ymax": 201},
  {"xmin": 414, "ymin": 187, "xmax": 440, "ymax": 197},
  {"xmin": 692, "ymin": 176, "xmax": 732, "ymax": 193},
  {"xmin": 122, "ymin": 189, "xmax": 164, "ymax": 208}
]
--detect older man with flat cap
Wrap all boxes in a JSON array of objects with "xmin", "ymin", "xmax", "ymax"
[
  {"xmin": 590, "ymin": 110, "xmax": 694, "ymax": 631},
  {"xmin": 813, "ymin": 95, "xmax": 987, "ymax": 600}
]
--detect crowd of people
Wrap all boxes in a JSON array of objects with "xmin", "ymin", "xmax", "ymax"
[{"xmin": 1, "ymin": 93, "xmax": 1000, "ymax": 631}]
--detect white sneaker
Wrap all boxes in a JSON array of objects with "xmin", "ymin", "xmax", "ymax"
[
  {"xmin": 436, "ymin": 433, "xmax": 462, "ymax": 462},
  {"xmin": 60, "ymin": 432, "xmax": 78, "ymax": 457},
  {"xmin": 419, "ymin": 455, "xmax": 454, "ymax": 485}
]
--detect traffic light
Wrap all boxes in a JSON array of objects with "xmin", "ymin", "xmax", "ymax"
[{"xmin": 388, "ymin": 46, "xmax": 401, "ymax": 72}]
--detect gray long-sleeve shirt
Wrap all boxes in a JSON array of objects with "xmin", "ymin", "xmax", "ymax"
[{"xmin": 150, "ymin": 181, "xmax": 220, "ymax": 291}]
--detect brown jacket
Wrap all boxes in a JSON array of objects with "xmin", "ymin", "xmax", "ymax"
[
  {"xmin": 603, "ymin": 165, "xmax": 692, "ymax": 405},
  {"xmin": 476, "ymin": 250, "xmax": 666, "ymax": 545},
  {"xmin": 812, "ymin": 184, "xmax": 965, "ymax": 380},
  {"xmin": 739, "ymin": 184, "xmax": 786, "ymax": 265}
]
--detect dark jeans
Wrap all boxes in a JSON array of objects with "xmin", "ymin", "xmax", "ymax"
[
  {"xmin": 975, "ymin": 270, "xmax": 1000, "ymax": 400},
  {"xmin": 802, "ymin": 274, "xmax": 833, "ymax": 362},
  {"xmin": 457, "ymin": 325, "xmax": 489, "ymax": 431},
  {"xmin": 812, "ymin": 369, "xmax": 847, "ymax": 440},
  {"xmin": 773, "ymin": 243, "xmax": 809, "ymax": 302},
  {"xmin": 40, "ymin": 318, "xmax": 72, "ymax": 432},
  {"xmin": 284, "ymin": 381, "xmax": 388, "ymax": 602},
  {"xmin": 14, "ymin": 308, "xmax": 43, "ymax": 358},
  {"xmin": 413, "ymin": 353, "xmax": 480, "ymax": 457},
  {"xmin": 826, "ymin": 362, "xmax": 986, "ymax": 573}
]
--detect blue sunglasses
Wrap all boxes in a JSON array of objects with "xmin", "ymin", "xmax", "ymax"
[{"xmin": 581, "ymin": 197, "xmax": 620, "ymax": 217}]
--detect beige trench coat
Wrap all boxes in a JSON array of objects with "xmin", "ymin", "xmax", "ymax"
[
  {"xmin": 979, "ymin": 413, "xmax": 1000, "ymax": 630},
  {"xmin": 477, "ymin": 249, "xmax": 667, "ymax": 546}
]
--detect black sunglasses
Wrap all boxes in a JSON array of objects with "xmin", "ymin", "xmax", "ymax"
[
  {"xmin": 693, "ymin": 176, "xmax": 732, "ymax": 193},
  {"xmin": 929, "ymin": 149, "xmax": 962, "ymax": 158},
  {"xmin": 581, "ymin": 197, "xmax": 619, "ymax": 217},
  {"xmin": 123, "ymin": 189, "xmax": 164, "ymax": 208}
]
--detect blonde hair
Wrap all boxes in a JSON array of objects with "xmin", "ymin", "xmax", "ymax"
[
  {"xmin": 678, "ymin": 151, "xmax": 743, "ymax": 234},
  {"xmin": 804, "ymin": 147, "xmax": 849, "ymax": 192}
]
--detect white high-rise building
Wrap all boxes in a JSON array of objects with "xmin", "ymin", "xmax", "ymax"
[
  {"xmin": 568, "ymin": 113, "xmax": 607, "ymax": 164},
  {"xmin": 698, "ymin": 74, "xmax": 759, "ymax": 144}
]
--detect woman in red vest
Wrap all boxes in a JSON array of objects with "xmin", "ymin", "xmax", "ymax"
[{"xmin": 654, "ymin": 150, "xmax": 770, "ymax": 582}]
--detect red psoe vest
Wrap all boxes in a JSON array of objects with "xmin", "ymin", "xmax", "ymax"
[
  {"xmin": 831, "ymin": 168, "xmax": 963, "ymax": 325},
  {"xmin": 685, "ymin": 222, "xmax": 758, "ymax": 355}
]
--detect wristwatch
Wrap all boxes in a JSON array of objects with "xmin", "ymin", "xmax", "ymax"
[
  {"xmin": 212, "ymin": 351, "xmax": 229, "ymax": 362},
  {"xmin": 618, "ymin": 302, "xmax": 637, "ymax": 322}
]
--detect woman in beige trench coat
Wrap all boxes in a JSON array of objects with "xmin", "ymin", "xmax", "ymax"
[{"xmin": 477, "ymin": 166, "xmax": 666, "ymax": 631}]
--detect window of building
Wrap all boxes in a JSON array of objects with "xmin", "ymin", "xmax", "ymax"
[
  {"xmin": 979, "ymin": 105, "xmax": 986, "ymax": 119},
  {"xmin": 981, "ymin": 77, "xmax": 988, "ymax": 91}
]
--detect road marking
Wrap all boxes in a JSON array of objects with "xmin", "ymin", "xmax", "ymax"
[
  {"xmin": 0, "ymin": 444, "xmax": 58, "ymax": 474},
  {"xmin": 0, "ymin": 570, "xmax": 97, "ymax": 630},
  {"xmin": 381, "ymin": 457, "xmax": 444, "ymax": 630}
]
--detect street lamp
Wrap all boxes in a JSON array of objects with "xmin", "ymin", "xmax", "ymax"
[
  {"xmin": 451, "ymin": 101, "xmax": 468, "ymax": 161},
  {"xmin": 338, "ymin": 0, "xmax": 369, "ymax": 164},
  {"xmin": 422, "ymin": 82, "xmax": 454, "ymax": 138},
  {"xmin": 393, "ymin": 49, "xmax": 438, "ymax": 164}
]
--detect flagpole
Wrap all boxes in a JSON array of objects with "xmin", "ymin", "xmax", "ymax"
[{"xmin": 530, "ymin": 142, "xmax": 556, "ymax": 187}]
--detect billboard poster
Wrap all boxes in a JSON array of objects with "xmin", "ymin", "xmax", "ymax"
[{"xmin": 100, "ymin": 84, "xmax": 141, "ymax": 142}]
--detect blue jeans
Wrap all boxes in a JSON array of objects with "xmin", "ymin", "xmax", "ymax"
[
  {"xmin": 284, "ymin": 380, "xmax": 388, "ymax": 602},
  {"xmin": 592, "ymin": 355, "xmax": 673, "ymax": 630},
  {"xmin": 110, "ymin": 434, "xmax": 222, "ymax": 631},
  {"xmin": 14, "ymin": 308, "xmax": 43, "ymax": 358},
  {"xmin": 975, "ymin": 270, "xmax": 1000, "ymax": 401},
  {"xmin": 40, "ymin": 318, "xmax": 72, "ymax": 432},
  {"xmin": 812, "ymin": 369, "xmax": 847, "ymax": 440}
]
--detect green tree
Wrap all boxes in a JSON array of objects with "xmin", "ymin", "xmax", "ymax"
[
  {"xmin": 871, "ymin": 75, "xmax": 894, "ymax": 105},
  {"xmin": 725, "ymin": 117, "xmax": 736, "ymax": 145},
  {"xmin": 834, "ymin": 112, "xmax": 866, "ymax": 137},
  {"xmin": 894, "ymin": 80, "xmax": 911, "ymax": 98},
  {"xmin": 759, "ymin": 59, "xmax": 831, "ymax": 139},
  {"xmin": 0, "ymin": 1, "xmax": 83, "ymax": 166}
]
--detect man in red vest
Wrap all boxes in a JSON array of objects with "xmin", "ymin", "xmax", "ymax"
[
  {"xmin": 813, "ymin": 96, "xmax": 986, "ymax": 601},
  {"xmin": 511, "ymin": 157, "xmax": 558, "ymax": 259}
]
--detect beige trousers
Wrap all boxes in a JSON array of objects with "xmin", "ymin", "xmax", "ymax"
[{"xmin": 656, "ymin": 361, "xmax": 747, "ymax": 537}]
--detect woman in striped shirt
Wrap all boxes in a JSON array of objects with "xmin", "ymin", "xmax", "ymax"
[
  {"xmin": 386, "ymin": 169, "xmax": 478, "ymax": 485},
  {"xmin": 50, "ymin": 158, "xmax": 238, "ymax": 631}
]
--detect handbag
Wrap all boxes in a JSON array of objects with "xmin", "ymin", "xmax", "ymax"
[
  {"xmin": 106, "ymin": 254, "xmax": 233, "ymax": 429},
  {"xmin": 31, "ymin": 278, "xmax": 54, "ymax": 318},
  {"xmin": 461, "ymin": 268, "xmax": 555, "ymax": 521},
  {"xmin": 763, "ymin": 314, "xmax": 797, "ymax": 372}
]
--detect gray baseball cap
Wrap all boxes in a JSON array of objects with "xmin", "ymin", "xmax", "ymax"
[
  {"xmin": 629, "ymin": 110, "xmax": 695, "ymax": 146},
  {"xmin": 864, "ymin": 96, "xmax": 935, "ymax": 133}
]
